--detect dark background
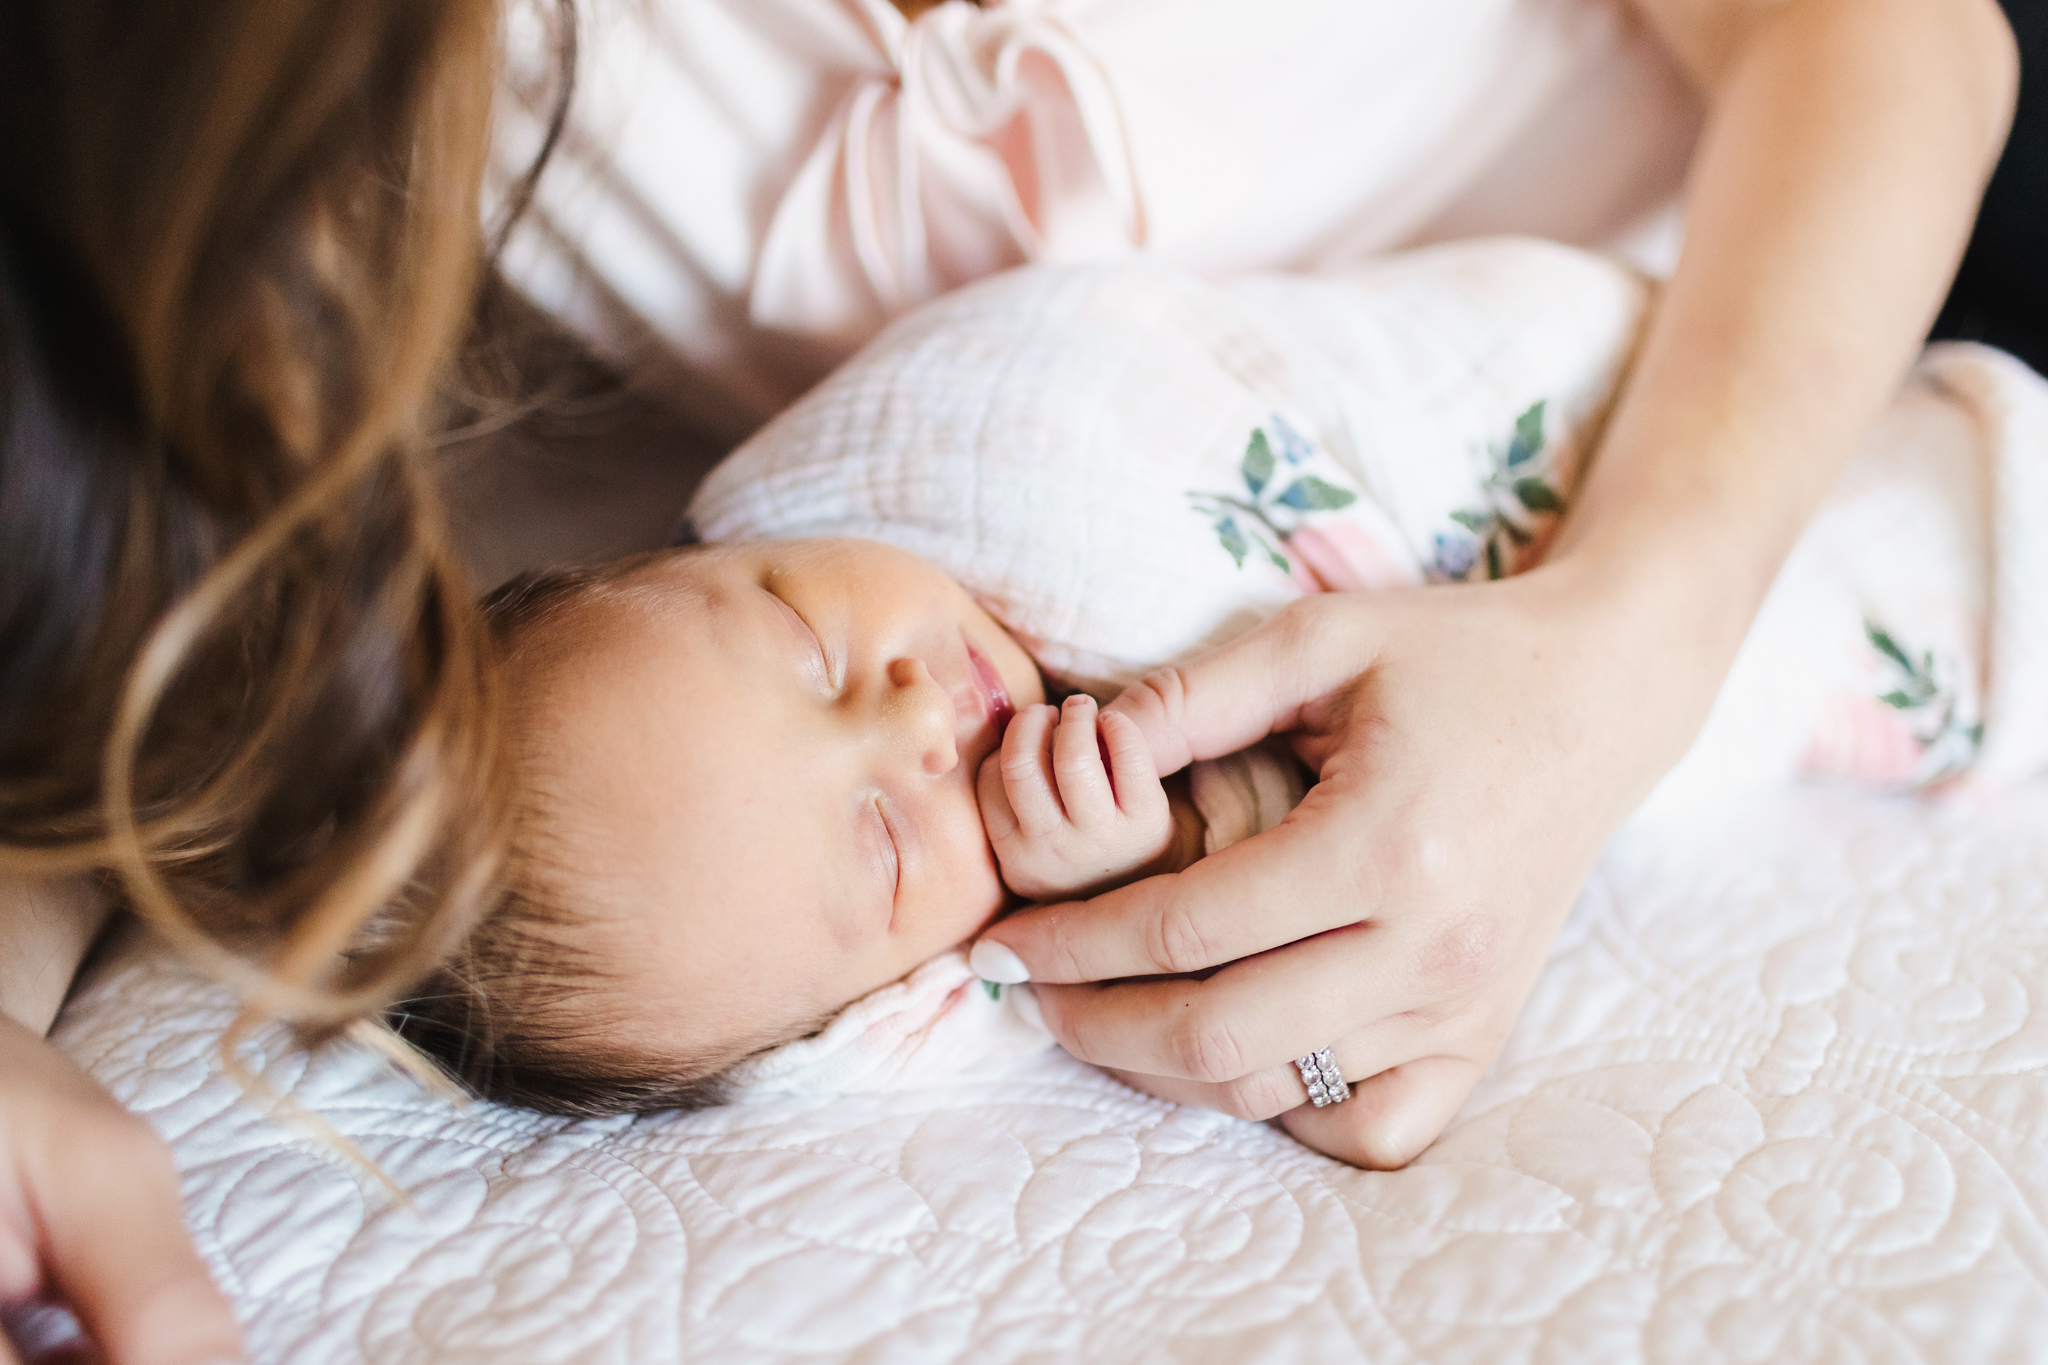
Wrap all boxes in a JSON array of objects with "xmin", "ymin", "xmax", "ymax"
[{"xmin": 1932, "ymin": 0, "xmax": 2048, "ymax": 372}]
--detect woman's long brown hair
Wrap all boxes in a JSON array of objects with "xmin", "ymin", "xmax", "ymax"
[{"xmin": 0, "ymin": 1, "xmax": 566, "ymax": 1039}]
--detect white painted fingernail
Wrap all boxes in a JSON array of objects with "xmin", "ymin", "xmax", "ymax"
[
  {"xmin": 1008, "ymin": 984, "xmax": 1046, "ymax": 1032},
  {"xmin": 970, "ymin": 939, "xmax": 1031, "ymax": 983}
]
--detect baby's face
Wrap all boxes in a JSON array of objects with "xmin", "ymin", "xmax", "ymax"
[{"xmin": 507, "ymin": 539, "xmax": 1046, "ymax": 1066}]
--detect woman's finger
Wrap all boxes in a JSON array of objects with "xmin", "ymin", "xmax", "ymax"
[
  {"xmin": 1103, "ymin": 595, "xmax": 1385, "ymax": 774},
  {"xmin": 974, "ymin": 763, "xmax": 1389, "ymax": 983},
  {"xmin": 1050, "ymin": 695, "xmax": 1114, "ymax": 827},
  {"xmin": 1280, "ymin": 1055, "xmax": 1482, "ymax": 1170},
  {"xmin": 1099, "ymin": 1064, "xmax": 1308, "ymax": 1124},
  {"xmin": 1096, "ymin": 1020, "xmax": 1458, "ymax": 1127},
  {"xmin": 1099, "ymin": 711, "xmax": 1165, "ymax": 820},
  {"xmin": 998, "ymin": 704, "xmax": 1064, "ymax": 834},
  {"xmin": 33, "ymin": 1113, "xmax": 244, "ymax": 1365},
  {"xmin": 1027, "ymin": 923, "xmax": 1454, "ymax": 1081}
]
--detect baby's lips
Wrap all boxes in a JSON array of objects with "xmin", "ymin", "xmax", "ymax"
[
  {"xmin": 968, "ymin": 645, "xmax": 1015, "ymax": 727},
  {"xmin": 970, "ymin": 939, "xmax": 1032, "ymax": 983}
]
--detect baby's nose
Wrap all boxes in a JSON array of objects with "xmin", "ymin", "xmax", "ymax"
[{"xmin": 885, "ymin": 657, "xmax": 960, "ymax": 776}]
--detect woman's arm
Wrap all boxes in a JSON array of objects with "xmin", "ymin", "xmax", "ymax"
[
  {"xmin": 968, "ymin": 0, "xmax": 2017, "ymax": 1168},
  {"xmin": 0, "ymin": 876, "xmax": 243, "ymax": 1365},
  {"xmin": 0, "ymin": 875, "xmax": 105, "ymax": 1036},
  {"xmin": 1559, "ymin": 0, "xmax": 2020, "ymax": 704}
]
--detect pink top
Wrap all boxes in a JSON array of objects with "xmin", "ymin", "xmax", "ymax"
[{"xmin": 494, "ymin": 0, "xmax": 1700, "ymax": 438}]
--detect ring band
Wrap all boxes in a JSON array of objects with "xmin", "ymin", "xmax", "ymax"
[{"xmin": 1294, "ymin": 1047, "xmax": 1352, "ymax": 1107}]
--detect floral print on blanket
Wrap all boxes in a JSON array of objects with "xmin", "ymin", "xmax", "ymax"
[
  {"xmin": 1431, "ymin": 401, "xmax": 1568, "ymax": 583},
  {"xmin": 1804, "ymin": 619, "xmax": 1984, "ymax": 787},
  {"xmin": 1187, "ymin": 416, "xmax": 1365, "ymax": 588},
  {"xmin": 1191, "ymin": 404, "xmax": 1574, "ymax": 592}
]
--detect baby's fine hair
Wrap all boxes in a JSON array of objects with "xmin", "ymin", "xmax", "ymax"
[{"xmin": 389, "ymin": 552, "xmax": 748, "ymax": 1117}]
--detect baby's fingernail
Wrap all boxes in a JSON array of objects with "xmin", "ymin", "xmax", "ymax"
[
  {"xmin": 1007, "ymin": 984, "xmax": 1046, "ymax": 1032},
  {"xmin": 970, "ymin": 939, "xmax": 1032, "ymax": 983}
]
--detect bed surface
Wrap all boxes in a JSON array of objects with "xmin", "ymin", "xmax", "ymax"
[{"xmin": 44, "ymin": 785, "xmax": 2048, "ymax": 1363}]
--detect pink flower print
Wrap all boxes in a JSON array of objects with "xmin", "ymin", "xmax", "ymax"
[
  {"xmin": 1283, "ymin": 550, "xmax": 1323, "ymax": 596},
  {"xmin": 1802, "ymin": 689, "xmax": 1926, "ymax": 786},
  {"xmin": 1289, "ymin": 521, "xmax": 1415, "ymax": 593}
]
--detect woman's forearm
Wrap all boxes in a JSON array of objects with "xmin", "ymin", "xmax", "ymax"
[
  {"xmin": 1556, "ymin": 0, "xmax": 2016, "ymax": 680},
  {"xmin": 0, "ymin": 873, "xmax": 107, "ymax": 1035}
]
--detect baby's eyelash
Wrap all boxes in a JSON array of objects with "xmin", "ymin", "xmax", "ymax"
[
  {"xmin": 818, "ymin": 628, "xmax": 843, "ymax": 692},
  {"xmin": 766, "ymin": 587, "xmax": 836, "ymax": 692},
  {"xmin": 799, "ymin": 614, "xmax": 839, "ymax": 691},
  {"xmin": 873, "ymin": 797, "xmax": 903, "ymax": 897}
]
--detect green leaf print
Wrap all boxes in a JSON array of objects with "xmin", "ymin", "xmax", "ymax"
[
  {"xmin": 1190, "ymin": 422, "xmax": 1365, "ymax": 578},
  {"xmin": 1275, "ymin": 476, "xmax": 1359, "ymax": 511},
  {"xmin": 1242, "ymin": 429, "xmax": 1277, "ymax": 498},
  {"xmin": 1860, "ymin": 616, "xmax": 1980, "ymax": 784},
  {"xmin": 1513, "ymin": 477, "xmax": 1564, "ymax": 514},
  {"xmin": 1505, "ymin": 400, "xmax": 1547, "ymax": 467},
  {"xmin": 1217, "ymin": 516, "xmax": 1250, "ymax": 568},
  {"xmin": 1485, "ymin": 538, "xmax": 1505, "ymax": 581},
  {"xmin": 983, "ymin": 980, "xmax": 1002, "ymax": 1002},
  {"xmin": 1449, "ymin": 508, "xmax": 1490, "ymax": 533},
  {"xmin": 1865, "ymin": 621, "xmax": 1915, "ymax": 674}
]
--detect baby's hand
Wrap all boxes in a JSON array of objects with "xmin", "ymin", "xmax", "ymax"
[{"xmin": 978, "ymin": 694, "xmax": 1176, "ymax": 901}]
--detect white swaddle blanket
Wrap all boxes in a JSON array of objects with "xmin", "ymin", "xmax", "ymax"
[
  {"xmin": 689, "ymin": 240, "xmax": 2048, "ymax": 1098},
  {"xmin": 691, "ymin": 239, "xmax": 1648, "ymax": 693}
]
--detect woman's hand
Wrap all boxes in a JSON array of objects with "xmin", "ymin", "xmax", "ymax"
[
  {"xmin": 0, "ymin": 874, "xmax": 240, "ymax": 1365},
  {"xmin": 0, "ymin": 1014, "xmax": 242, "ymax": 1365},
  {"xmin": 971, "ymin": 562, "xmax": 1697, "ymax": 1166},
  {"xmin": 971, "ymin": 0, "xmax": 2014, "ymax": 1168}
]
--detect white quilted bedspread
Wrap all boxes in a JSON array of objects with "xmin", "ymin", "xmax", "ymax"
[{"xmin": 40, "ymin": 786, "xmax": 2048, "ymax": 1363}]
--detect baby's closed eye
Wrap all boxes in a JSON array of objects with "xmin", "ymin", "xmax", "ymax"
[
  {"xmin": 765, "ymin": 588, "xmax": 834, "ymax": 695},
  {"xmin": 857, "ymin": 795, "xmax": 901, "ymax": 901}
]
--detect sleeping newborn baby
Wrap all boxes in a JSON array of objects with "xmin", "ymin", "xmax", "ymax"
[
  {"xmin": 451, "ymin": 533, "xmax": 1307, "ymax": 1111},
  {"xmin": 396, "ymin": 241, "xmax": 2048, "ymax": 1121}
]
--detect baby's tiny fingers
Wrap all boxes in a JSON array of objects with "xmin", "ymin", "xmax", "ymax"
[
  {"xmin": 1051, "ymin": 695, "xmax": 1115, "ymax": 826},
  {"xmin": 1100, "ymin": 711, "xmax": 1166, "ymax": 820},
  {"xmin": 1000, "ymin": 704, "xmax": 1065, "ymax": 834},
  {"xmin": 976, "ymin": 751, "xmax": 1022, "ymax": 844}
]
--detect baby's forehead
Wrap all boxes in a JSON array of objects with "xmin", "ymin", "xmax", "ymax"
[{"xmin": 506, "ymin": 553, "xmax": 727, "ymax": 671}]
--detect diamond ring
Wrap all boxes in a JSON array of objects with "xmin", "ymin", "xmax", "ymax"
[{"xmin": 1294, "ymin": 1047, "xmax": 1352, "ymax": 1107}]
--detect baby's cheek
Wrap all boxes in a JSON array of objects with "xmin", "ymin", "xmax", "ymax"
[{"xmin": 918, "ymin": 806, "xmax": 1012, "ymax": 953}]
